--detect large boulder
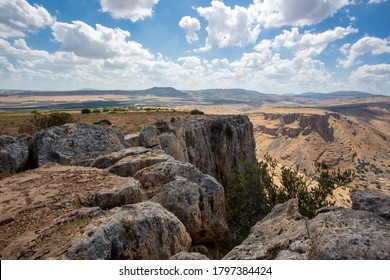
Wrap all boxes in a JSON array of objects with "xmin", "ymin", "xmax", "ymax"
[
  {"xmin": 32, "ymin": 123, "xmax": 128, "ymax": 167},
  {"xmin": 0, "ymin": 165, "xmax": 144, "ymax": 253},
  {"xmin": 223, "ymin": 199, "xmax": 310, "ymax": 260},
  {"xmin": 2, "ymin": 202, "xmax": 192, "ymax": 260},
  {"xmin": 139, "ymin": 127, "xmax": 159, "ymax": 148},
  {"xmin": 308, "ymin": 207, "xmax": 390, "ymax": 259},
  {"xmin": 135, "ymin": 160, "xmax": 227, "ymax": 244},
  {"xmin": 0, "ymin": 135, "xmax": 29, "ymax": 176}
]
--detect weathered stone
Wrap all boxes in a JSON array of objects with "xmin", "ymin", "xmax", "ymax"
[
  {"xmin": 308, "ymin": 207, "xmax": 390, "ymax": 260},
  {"xmin": 2, "ymin": 202, "xmax": 192, "ymax": 260},
  {"xmin": 158, "ymin": 133, "xmax": 186, "ymax": 162},
  {"xmin": 135, "ymin": 160, "xmax": 206, "ymax": 189},
  {"xmin": 155, "ymin": 115, "xmax": 256, "ymax": 187},
  {"xmin": 124, "ymin": 132, "xmax": 140, "ymax": 147},
  {"xmin": 107, "ymin": 150, "xmax": 173, "ymax": 177},
  {"xmin": 0, "ymin": 135, "xmax": 29, "ymax": 175},
  {"xmin": 351, "ymin": 190, "xmax": 390, "ymax": 219},
  {"xmin": 32, "ymin": 123, "xmax": 127, "ymax": 167},
  {"xmin": 170, "ymin": 252, "xmax": 209, "ymax": 260},
  {"xmin": 90, "ymin": 147, "xmax": 150, "ymax": 169},
  {"xmin": 223, "ymin": 199, "xmax": 310, "ymax": 260},
  {"xmin": 136, "ymin": 160, "xmax": 227, "ymax": 243},
  {"xmin": 139, "ymin": 127, "xmax": 159, "ymax": 148},
  {"xmin": 0, "ymin": 165, "xmax": 144, "ymax": 252}
]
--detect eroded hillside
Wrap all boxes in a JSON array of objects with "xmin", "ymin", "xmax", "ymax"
[{"xmin": 249, "ymin": 107, "xmax": 390, "ymax": 206}]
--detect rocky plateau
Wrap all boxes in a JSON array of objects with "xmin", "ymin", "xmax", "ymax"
[{"xmin": 0, "ymin": 115, "xmax": 389, "ymax": 260}]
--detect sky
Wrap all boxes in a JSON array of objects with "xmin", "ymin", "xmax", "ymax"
[{"xmin": 0, "ymin": 0, "xmax": 389, "ymax": 94}]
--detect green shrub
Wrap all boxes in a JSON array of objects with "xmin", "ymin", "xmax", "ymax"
[
  {"xmin": 81, "ymin": 108, "xmax": 91, "ymax": 114},
  {"xmin": 19, "ymin": 112, "xmax": 77, "ymax": 133},
  {"xmin": 190, "ymin": 109, "xmax": 204, "ymax": 115},
  {"xmin": 93, "ymin": 119, "xmax": 112, "ymax": 126},
  {"xmin": 226, "ymin": 155, "xmax": 355, "ymax": 245},
  {"xmin": 92, "ymin": 109, "xmax": 101, "ymax": 113}
]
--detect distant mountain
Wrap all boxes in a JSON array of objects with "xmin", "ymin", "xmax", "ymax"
[
  {"xmin": 187, "ymin": 88, "xmax": 286, "ymax": 105},
  {"xmin": 131, "ymin": 87, "xmax": 191, "ymax": 99},
  {"xmin": 294, "ymin": 91, "xmax": 381, "ymax": 99},
  {"xmin": 77, "ymin": 88, "xmax": 99, "ymax": 91}
]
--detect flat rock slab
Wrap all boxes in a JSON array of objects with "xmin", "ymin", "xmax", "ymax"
[
  {"xmin": 1, "ymin": 202, "xmax": 191, "ymax": 260},
  {"xmin": 0, "ymin": 165, "xmax": 144, "ymax": 253},
  {"xmin": 107, "ymin": 150, "xmax": 173, "ymax": 177}
]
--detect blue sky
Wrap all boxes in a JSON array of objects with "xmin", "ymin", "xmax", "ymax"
[{"xmin": 0, "ymin": 0, "xmax": 389, "ymax": 94}]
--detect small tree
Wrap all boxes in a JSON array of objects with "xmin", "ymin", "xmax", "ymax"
[
  {"xmin": 81, "ymin": 108, "xmax": 91, "ymax": 114},
  {"xmin": 190, "ymin": 109, "xmax": 204, "ymax": 115}
]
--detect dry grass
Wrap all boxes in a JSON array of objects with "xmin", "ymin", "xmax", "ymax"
[{"xmin": 0, "ymin": 110, "xmax": 210, "ymax": 135}]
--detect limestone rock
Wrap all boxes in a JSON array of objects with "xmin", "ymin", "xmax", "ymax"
[
  {"xmin": 32, "ymin": 123, "xmax": 127, "ymax": 167},
  {"xmin": 139, "ymin": 127, "xmax": 159, "ymax": 148},
  {"xmin": 2, "ymin": 202, "xmax": 192, "ymax": 260},
  {"xmin": 60, "ymin": 202, "xmax": 191, "ymax": 260},
  {"xmin": 135, "ymin": 160, "xmax": 227, "ymax": 244},
  {"xmin": 124, "ymin": 132, "xmax": 140, "ymax": 147},
  {"xmin": 0, "ymin": 165, "xmax": 144, "ymax": 253},
  {"xmin": 0, "ymin": 135, "xmax": 29, "ymax": 176},
  {"xmin": 107, "ymin": 150, "xmax": 173, "ymax": 177},
  {"xmin": 153, "ymin": 115, "xmax": 256, "ymax": 186},
  {"xmin": 308, "ymin": 207, "xmax": 390, "ymax": 259},
  {"xmin": 170, "ymin": 252, "xmax": 209, "ymax": 260},
  {"xmin": 158, "ymin": 133, "xmax": 186, "ymax": 162},
  {"xmin": 90, "ymin": 147, "xmax": 150, "ymax": 169},
  {"xmin": 351, "ymin": 190, "xmax": 390, "ymax": 219},
  {"xmin": 223, "ymin": 199, "xmax": 310, "ymax": 260}
]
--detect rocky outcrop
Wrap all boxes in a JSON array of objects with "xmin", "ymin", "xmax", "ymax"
[
  {"xmin": 0, "ymin": 165, "xmax": 144, "ymax": 253},
  {"xmin": 223, "ymin": 199, "xmax": 310, "ymax": 260},
  {"xmin": 32, "ymin": 123, "xmax": 128, "ymax": 167},
  {"xmin": 150, "ymin": 115, "xmax": 257, "ymax": 186},
  {"xmin": 0, "ymin": 135, "xmax": 29, "ymax": 176},
  {"xmin": 224, "ymin": 191, "xmax": 390, "ymax": 260},
  {"xmin": 2, "ymin": 202, "xmax": 191, "ymax": 260},
  {"xmin": 261, "ymin": 113, "xmax": 335, "ymax": 142},
  {"xmin": 135, "ymin": 160, "xmax": 227, "ymax": 244}
]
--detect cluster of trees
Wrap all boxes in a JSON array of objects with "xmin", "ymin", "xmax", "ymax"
[{"xmin": 226, "ymin": 154, "xmax": 355, "ymax": 243}]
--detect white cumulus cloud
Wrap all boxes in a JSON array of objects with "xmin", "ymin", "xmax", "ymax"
[
  {"xmin": 179, "ymin": 16, "xmax": 201, "ymax": 43},
  {"xmin": 99, "ymin": 0, "xmax": 159, "ymax": 22},
  {"xmin": 252, "ymin": 0, "xmax": 352, "ymax": 27},
  {"xmin": 0, "ymin": 0, "xmax": 54, "ymax": 38},
  {"xmin": 349, "ymin": 63, "xmax": 390, "ymax": 92},
  {"xmin": 339, "ymin": 36, "xmax": 390, "ymax": 68},
  {"xmin": 253, "ymin": 26, "xmax": 358, "ymax": 58},
  {"xmin": 197, "ymin": 0, "xmax": 261, "ymax": 49},
  {"xmin": 368, "ymin": 0, "xmax": 388, "ymax": 4},
  {"xmin": 52, "ymin": 21, "xmax": 153, "ymax": 60}
]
